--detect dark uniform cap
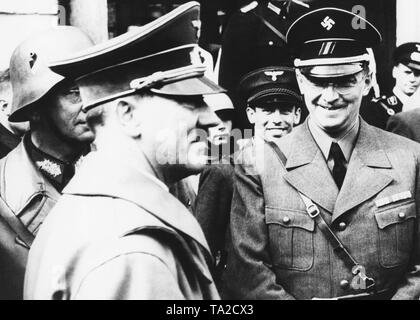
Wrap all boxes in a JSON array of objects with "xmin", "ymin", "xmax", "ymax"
[
  {"xmin": 286, "ymin": 7, "xmax": 382, "ymax": 77},
  {"xmin": 238, "ymin": 66, "xmax": 302, "ymax": 108},
  {"xmin": 49, "ymin": 1, "xmax": 225, "ymax": 112},
  {"xmin": 394, "ymin": 42, "xmax": 420, "ymax": 71}
]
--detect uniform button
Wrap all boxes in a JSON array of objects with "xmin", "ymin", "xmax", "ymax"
[
  {"xmin": 398, "ymin": 212, "xmax": 406, "ymax": 220},
  {"xmin": 340, "ymin": 280, "xmax": 349, "ymax": 289},
  {"xmin": 282, "ymin": 216, "xmax": 291, "ymax": 224},
  {"xmin": 338, "ymin": 222, "xmax": 347, "ymax": 231},
  {"xmin": 268, "ymin": 41, "xmax": 274, "ymax": 46}
]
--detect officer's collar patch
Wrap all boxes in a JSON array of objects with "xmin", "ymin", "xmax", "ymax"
[
  {"xmin": 25, "ymin": 135, "xmax": 81, "ymax": 191},
  {"xmin": 36, "ymin": 159, "xmax": 61, "ymax": 177},
  {"xmin": 387, "ymin": 96, "xmax": 398, "ymax": 106}
]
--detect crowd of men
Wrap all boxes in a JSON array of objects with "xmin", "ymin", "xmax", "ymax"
[{"xmin": 0, "ymin": 0, "xmax": 420, "ymax": 300}]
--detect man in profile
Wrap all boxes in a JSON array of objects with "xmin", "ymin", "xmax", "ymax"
[{"xmin": 25, "ymin": 2, "xmax": 223, "ymax": 300}]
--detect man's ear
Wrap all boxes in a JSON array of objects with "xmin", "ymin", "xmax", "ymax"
[
  {"xmin": 295, "ymin": 69, "xmax": 306, "ymax": 94},
  {"xmin": 0, "ymin": 101, "xmax": 8, "ymax": 114},
  {"xmin": 246, "ymin": 106, "xmax": 256, "ymax": 124},
  {"xmin": 392, "ymin": 65, "xmax": 398, "ymax": 80},
  {"xmin": 362, "ymin": 72, "xmax": 373, "ymax": 97},
  {"xmin": 115, "ymin": 98, "xmax": 142, "ymax": 138},
  {"xmin": 294, "ymin": 107, "xmax": 302, "ymax": 125}
]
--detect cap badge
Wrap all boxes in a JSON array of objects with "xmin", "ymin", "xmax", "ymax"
[
  {"xmin": 191, "ymin": 20, "xmax": 201, "ymax": 39},
  {"xmin": 264, "ymin": 70, "xmax": 284, "ymax": 81},
  {"xmin": 410, "ymin": 52, "xmax": 420, "ymax": 63},
  {"xmin": 321, "ymin": 16, "xmax": 335, "ymax": 31},
  {"xmin": 190, "ymin": 46, "xmax": 204, "ymax": 66},
  {"xmin": 29, "ymin": 52, "xmax": 38, "ymax": 69},
  {"xmin": 319, "ymin": 41, "xmax": 337, "ymax": 56},
  {"xmin": 36, "ymin": 159, "xmax": 61, "ymax": 177}
]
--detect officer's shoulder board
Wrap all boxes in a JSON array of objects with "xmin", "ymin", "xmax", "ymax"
[{"xmin": 241, "ymin": 1, "xmax": 258, "ymax": 13}]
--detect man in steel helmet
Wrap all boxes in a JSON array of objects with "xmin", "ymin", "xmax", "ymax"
[{"xmin": 0, "ymin": 26, "xmax": 94, "ymax": 300}]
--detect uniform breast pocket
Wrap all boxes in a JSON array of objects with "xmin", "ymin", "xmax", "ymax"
[
  {"xmin": 265, "ymin": 207, "xmax": 315, "ymax": 271},
  {"xmin": 374, "ymin": 200, "xmax": 416, "ymax": 268}
]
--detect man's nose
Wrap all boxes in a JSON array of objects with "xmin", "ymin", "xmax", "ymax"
[
  {"xmin": 271, "ymin": 109, "xmax": 283, "ymax": 123},
  {"xmin": 197, "ymin": 106, "xmax": 221, "ymax": 130},
  {"xmin": 409, "ymin": 73, "xmax": 420, "ymax": 82},
  {"xmin": 319, "ymin": 85, "xmax": 340, "ymax": 103}
]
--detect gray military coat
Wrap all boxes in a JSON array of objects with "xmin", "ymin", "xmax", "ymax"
[{"xmin": 24, "ymin": 151, "xmax": 219, "ymax": 300}]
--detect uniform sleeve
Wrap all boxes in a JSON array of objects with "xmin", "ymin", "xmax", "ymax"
[
  {"xmin": 73, "ymin": 252, "xmax": 185, "ymax": 300},
  {"xmin": 224, "ymin": 162, "xmax": 295, "ymax": 300},
  {"xmin": 386, "ymin": 114, "xmax": 414, "ymax": 140},
  {"xmin": 392, "ymin": 151, "xmax": 420, "ymax": 300},
  {"xmin": 194, "ymin": 165, "xmax": 234, "ymax": 256}
]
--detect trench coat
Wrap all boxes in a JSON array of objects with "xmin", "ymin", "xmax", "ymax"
[
  {"xmin": 24, "ymin": 151, "xmax": 220, "ymax": 300},
  {"xmin": 224, "ymin": 119, "xmax": 420, "ymax": 299}
]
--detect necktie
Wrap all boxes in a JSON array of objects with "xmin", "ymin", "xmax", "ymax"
[{"xmin": 329, "ymin": 142, "xmax": 346, "ymax": 189}]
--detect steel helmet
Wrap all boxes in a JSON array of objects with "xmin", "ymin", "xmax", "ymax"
[{"xmin": 9, "ymin": 26, "xmax": 94, "ymax": 122}]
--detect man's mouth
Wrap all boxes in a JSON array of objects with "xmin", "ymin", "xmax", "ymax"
[
  {"xmin": 318, "ymin": 105, "xmax": 345, "ymax": 111},
  {"xmin": 267, "ymin": 127, "xmax": 288, "ymax": 131},
  {"xmin": 213, "ymin": 133, "xmax": 230, "ymax": 139}
]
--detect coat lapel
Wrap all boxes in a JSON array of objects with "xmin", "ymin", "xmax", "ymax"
[
  {"xmin": 332, "ymin": 120, "xmax": 393, "ymax": 223},
  {"xmin": 64, "ymin": 151, "xmax": 212, "ymax": 256},
  {"xmin": 283, "ymin": 122, "xmax": 338, "ymax": 214}
]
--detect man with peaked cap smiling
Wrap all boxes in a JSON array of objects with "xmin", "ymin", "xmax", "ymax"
[
  {"xmin": 194, "ymin": 67, "xmax": 303, "ymax": 295},
  {"xmin": 238, "ymin": 65, "xmax": 303, "ymax": 142},
  {"xmin": 0, "ymin": 26, "xmax": 94, "ymax": 300},
  {"xmin": 361, "ymin": 42, "xmax": 420, "ymax": 130},
  {"xmin": 24, "ymin": 2, "xmax": 223, "ymax": 300},
  {"xmin": 224, "ymin": 7, "xmax": 420, "ymax": 300},
  {"xmin": 219, "ymin": 0, "xmax": 313, "ymax": 131}
]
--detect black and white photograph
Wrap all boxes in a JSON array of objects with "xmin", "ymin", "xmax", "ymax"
[{"xmin": 0, "ymin": 0, "xmax": 419, "ymax": 305}]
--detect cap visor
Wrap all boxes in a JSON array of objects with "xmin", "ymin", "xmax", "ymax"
[
  {"xmin": 151, "ymin": 76, "xmax": 226, "ymax": 96},
  {"xmin": 407, "ymin": 62, "xmax": 420, "ymax": 72},
  {"xmin": 301, "ymin": 63, "xmax": 364, "ymax": 78}
]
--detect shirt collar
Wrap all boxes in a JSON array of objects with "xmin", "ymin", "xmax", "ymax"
[{"xmin": 308, "ymin": 116, "xmax": 360, "ymax": 162}]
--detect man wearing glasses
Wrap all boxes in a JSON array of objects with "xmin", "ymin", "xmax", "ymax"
[
  {"xmin": 225, "ymin": 8, "xmax": 420, "ymax": 300},
  {"xmin": 0, "ymin": 27, "xmax": 94, "ymax": 300}
]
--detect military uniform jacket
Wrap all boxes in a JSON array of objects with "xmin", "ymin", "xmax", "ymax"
[
  {"xmin": 224, "ymin": 119, "xmax": 420, "ymax": 299},
  {"xmin": 360, "ymin": 94, "xmax": 403, "ymax": 130},
  {"xmin": 24, "ymin": 151, "xmax": 220, "ymax": 300},
  {"xmin": 0, "ymin": 137, "xmax": 60, "ymax": 235},
  {"xmin": 0, "ymin": 137, "xmax": 60, "ymax": 299}
]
